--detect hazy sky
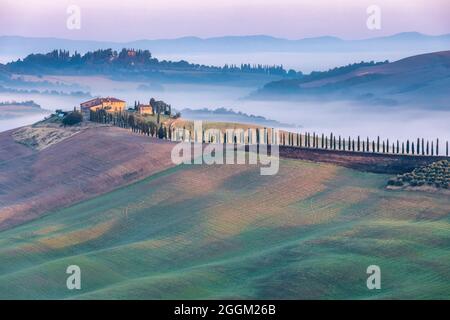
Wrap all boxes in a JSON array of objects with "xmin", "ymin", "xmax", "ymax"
[{"xmin": 1, "ymin": 0, "xmax": 449, "ymax": 41}]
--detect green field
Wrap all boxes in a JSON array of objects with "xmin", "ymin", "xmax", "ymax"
[{"xmin": 0, "ymin": 159, "xmax": 449, "ymax": 299}]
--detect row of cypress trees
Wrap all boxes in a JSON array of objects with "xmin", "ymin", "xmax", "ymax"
[
  {"xmin": 90, "ymin": 110, "xmax": 449, "ymax": 157},
  {"xmin": 281, "ymin": 132, "xmax": 448, "ymax": 157},
  {"xmin": 90, "ymin": 109, "xmax": 167, "ymax": 138}
]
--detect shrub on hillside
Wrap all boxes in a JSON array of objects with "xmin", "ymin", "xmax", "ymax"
[
  {"xmin": 62, "ymin": 111, "xmax": 83, "ymax": 126},
  {"xmin": 387, "ymin": 160, "xmax": 449, "ymax": 189}
]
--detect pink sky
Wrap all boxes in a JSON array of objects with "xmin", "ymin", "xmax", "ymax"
[{"xmin": 1, "ymin": 0, "xmax": 449, "ymax": 41}]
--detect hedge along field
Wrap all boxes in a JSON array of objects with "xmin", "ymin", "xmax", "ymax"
[{"xmin": 0, "ymin": 159, "xmax": 449, "ymax": 299}]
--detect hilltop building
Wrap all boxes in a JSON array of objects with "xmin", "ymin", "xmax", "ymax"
[
  {"xmin": 80, "ymin": 97, "xmax": 126, "ymax": 116},
  {"xmin": 133, "ymin": 98, "xmax": 172, "ymax": 116},
  {"xmin": 135, "ymin": 103, "xmax": 153, "ymax": 115},
  {"xmin": 80, "ymin": 96, "xmax": 172, "ymax": 119}
]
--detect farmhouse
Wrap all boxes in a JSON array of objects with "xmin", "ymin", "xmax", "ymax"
[
  {"xmin": 136, "ymin": 103, "xmax": 153, "ymax": 115},
  {"xmin": 80, "ymin": 97, "xmax": 126, "ymax": 116},
  {"xmin": 132, "ymin": 98, "xmax": 172, "ymax": 116}
]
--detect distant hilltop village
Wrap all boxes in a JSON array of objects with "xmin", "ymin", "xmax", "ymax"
[{"xmin": 80, "ymin": 97, "xmax": 172, "ymax": 117}]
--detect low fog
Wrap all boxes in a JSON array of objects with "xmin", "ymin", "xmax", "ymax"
[{"xmin": 1, "ymin": 74, "xmax": 449, "ymax": 146}]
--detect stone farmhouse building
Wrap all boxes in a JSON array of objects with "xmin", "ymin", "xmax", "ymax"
[{"xmin": 80, "ymin": 97, "xmax": 126, "ymax": 117}]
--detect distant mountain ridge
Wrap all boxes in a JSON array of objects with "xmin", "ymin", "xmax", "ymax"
[{"xmin": 1, "ymin": 32, "xmax": 449, "ymax": 59}]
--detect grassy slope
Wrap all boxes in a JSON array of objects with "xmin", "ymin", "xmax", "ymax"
[{"xmin": 0, "ymin": 159, "xmax": 449, "ymax": 299}]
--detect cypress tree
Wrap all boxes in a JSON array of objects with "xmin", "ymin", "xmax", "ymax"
[
  {"xmin": 412, "ymin": 142, "xmax": 415, "ymax": 155},
  {"xmin": 158, "ymin": 125, "xmax": 165, "ymax": 139},
  {"xmin": 426, "ymin": 141, "xmax": 429, "ymax": 155},
  {"xmin": 357, "ymin": 136, "xmax": 360, "ymax": 151},
  {"xmin": 330, "ymin": 133, "xmax": 333, "ymax": 149},
  {"xmin": 417, "ymin": 138, "xmax": 420, "ymax": 154},
  {"xmin": 338, "ymin": 135, "xmax": 342, "ymax": 150},
  {"xmin": 431, "ymin": 141, "xmax": 434, "ymax": 156},
  {"xmin": 422, "ymin": 138, "xmax": 425, "ymax": 155},
  {"xmin": 377, "ymin": 136, "xmax": 380, "ymax": 152},
  {"xmin": 386, "ymin": 139, "xmax": 389, "ymax": 153},
  {"xmin": 402, "ymin": 142, "xmax": 405, "ymax": 154},
  {"xmin": 436, "ymin": 138, "xmax": 439, "ymax": 156},
  {"xmin": 396, "ymin": 140, "xmax": 400, "ymax": 153},
  {"xmin": 321, "ymin": 133, "xmax": 324, "ymax": 148}
]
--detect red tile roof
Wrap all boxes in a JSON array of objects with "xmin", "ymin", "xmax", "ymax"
[{"xmin": 80, "ymin": 97, "xmax": 125, "ymax": 107}]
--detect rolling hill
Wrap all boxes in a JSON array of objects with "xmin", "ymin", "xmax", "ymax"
[
  {"xmin": 0, "ymin": 125, "xmax": 176, "ymax": 230},
  {"xmin": 0, "ymin": 125, "xmax": 449, "ymax": 299},
  {"xmin": 254, "ymin": 51, "xmax": 450, "ymax": 108},
  {"xmin": 1, "ymin": 48, "xmax": 291, "ymax": 86}
]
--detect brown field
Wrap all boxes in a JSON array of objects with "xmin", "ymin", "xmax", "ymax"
[
  {"xmin": 0, "ymin": 126, "xmax": 176, "ymax": 230},
  {"xmin": 11, "ymin": 118, "xmax": 114, "ymax": 150}
]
